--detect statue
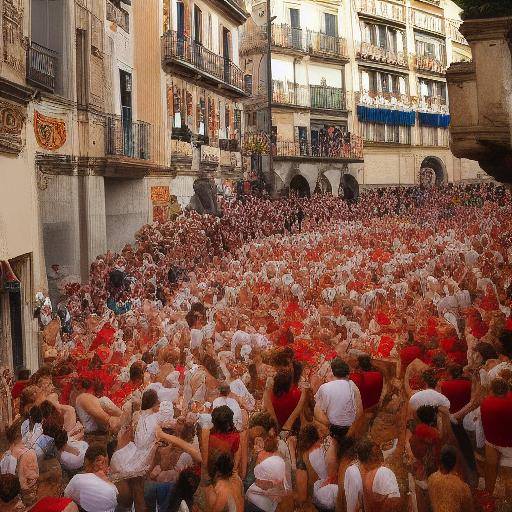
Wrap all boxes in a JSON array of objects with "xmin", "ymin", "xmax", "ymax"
[{"xmin": 186, "ymin": 178, "xmax": 221, "ymax": 216}]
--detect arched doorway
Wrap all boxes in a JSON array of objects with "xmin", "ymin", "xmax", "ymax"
[
  {"xmin": 289, "ymin": 174, "xmax": 310, "ymax": 197},
  {"xmin": 420, "ymin": 156, "xmax": 446, "ymax": 187},
  {"xmin": 314, "ymin": 174, "xmax": 332, "ymax": 195},
  {"xmin": 339, "ymin": 174, "xmax": 360, "ymax": 201}
]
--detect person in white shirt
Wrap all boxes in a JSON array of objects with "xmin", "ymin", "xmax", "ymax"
[
  {"xmin": 314, "ymin": 358, "xmax": 363, "ymax": 438},
  {"xmin": 212, "ymin": 384, "xmax": 243, "ymax": 432},
  {"xmin": 408, "ymin": 371, "xmax": 450, "ymax": 412},
  {"xmin": 64, "ymin": 445, "xmax": 118, "ymax": 512}
]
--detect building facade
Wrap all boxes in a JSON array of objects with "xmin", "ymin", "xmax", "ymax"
[
  {"xmin": 241, "ymin": 0, "xmax": 486, "ymax": 195},
  {"xmin": 162, "ymin": 0, "xmax": 249, "ymax": 205}
]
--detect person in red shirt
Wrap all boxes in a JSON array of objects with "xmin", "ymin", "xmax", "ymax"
[
  {"xmin": 480, "ymin": 378, "xmax": 512, "ymax": 494},
  {"xmin": 11, "ymin": 368, "xmax": 30, "ymax": 401},
  {"xmin": 440, "ymin": 365, "xmax": 478, "ymax": 485},
  {"xmin": 350, "ymin": 355, "xmax": 384, "ymax": 411}
]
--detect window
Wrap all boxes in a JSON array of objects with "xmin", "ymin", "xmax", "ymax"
[
  {"xmin": 244, "ymin": 74, "xmax": 253, "ymax": 95},
  {"xmin": 207, "ymin": 14, "xmax": 212, "ymax": 49},
  {"xmin": 324, "ymin": 13, "xmax": 337, "ymax": 37},
  {"xmin": 76, "ymin": 29, "xmax": 87, "ymax": 108},
  {"xmin": 361, "ymin": 123, "xmax": 411, "ymax": 144},
  {"xmin": 194, "ymin": 6, "xmax": 202, "ymax": 45},
  {"xmin": 289, "ymin": 8, "xmax": 301, "ymax": 29}
]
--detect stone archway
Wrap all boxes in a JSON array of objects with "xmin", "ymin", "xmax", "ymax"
[
  {"xmin": 420, "ymin": 156, "xmax": 447, "ymax": 187},
  {"xmin": 289, "ymin": 174, "xmax": 311, "ymax": 198},
  {"xmin": 314, "ymin": 174, "xmax": 333, "ymax": 195},
  {"xmin": 339, "ymin": 173, "xmax": 360, "ymax": 201}
]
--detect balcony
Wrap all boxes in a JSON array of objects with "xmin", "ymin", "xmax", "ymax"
[
  {"xmin": 356, "ymin": 0, "xmax": 406, "ymax": 24},
  {"xmin": 418, "ymin": 95, "xmax": 448, "ymax": 114},
  {"xmin": 273, "ymin": 136, "xmax": 364, "ymax": 162},
  {"xmin": 414, "ymin": 54, "xmax": 447, "ymax": 74},
  {"xmin": 161, "ymin": 32, "xmax": 245, "ymax": 97},
  {"xmin": 306, "ymin": 31, "xmax": 349, "ymax": 61},
  {"xmin": 26, "ymin": 42, "xmax": 57, "ymax": 92},
  {"xmin": 310, "ymin": 85, "xmax": 346, "ymax": 110},
  {"xmin": 272, "ymin": 80, "xmax": 309, "ymax": 107},
  {"xmin": 411, "ymin": 9, "xmax": 445, "ymax": 35},
  {"xmin": 106, "ymin": 0, "xmax": 129, "ymax": 33},
  {"xmin": 271, "ymin": 24, "xmax": 306, "ymax": 52},
  {"xmin": 447, "ymin": 20, "xmax": 468, "ymax": 45},
  {"xmin": 105, "ymin": 109, "xmax": 151, "ymax": 160},
  {"xmin": 356, "ymin": 90, "xmax": 415, "ymax": 110},
  {"xmin": 357, "ymin": 41, "xmax": 408, "ymax": 67}
]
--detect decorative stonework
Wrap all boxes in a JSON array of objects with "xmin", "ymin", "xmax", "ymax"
[
  {"xmin": 34, "ymin": 111, "xmax": 67, "ymax": 151},
  {"xmin": 0, "ymin": 98, "xmax": 25, "ymax": 153},
  {"xmin": 2, "ymin": 0, "xmax": 25, "ymax": 76}
]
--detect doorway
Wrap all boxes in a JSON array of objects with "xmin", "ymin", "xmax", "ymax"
[
  {"xmin": 289, "ymin": 174, "xmax": 310, "ymax": 197},
  {"xmin": 120, "ymin": 70, "xmax": 133, "ymax": 157},
  {"xmin": 420, "ymin": 156, "xmax": 446, "ymax": 187}
]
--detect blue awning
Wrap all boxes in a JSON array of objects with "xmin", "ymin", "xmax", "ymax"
[
  {"xmin": 357, "ymin": 105, "xmax": 416, "ymax": 127},
  {"xmin": 418, "ymin": 112, "xmax": 451, "ymax": 128}
]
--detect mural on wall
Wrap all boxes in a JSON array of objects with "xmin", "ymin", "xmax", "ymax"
[
  {"xmin": 0, "ymin": 99, "xmax": 25, "ymax": 154},
  {"xmin": 33, "ymin": 111, "xmax": 67, "ymax": 151},
  {"xmin": 151, "ymin": 186, "xmax": 171, "ymax": 224}
]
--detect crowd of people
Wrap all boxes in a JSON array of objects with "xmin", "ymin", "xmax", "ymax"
[{"xmin": 1, "ymin": 182, "xmax": 512, "ymax": 512}]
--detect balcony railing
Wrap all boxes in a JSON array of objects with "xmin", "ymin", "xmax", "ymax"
[
  {"xmin": 411, "ymin": 9, "xmax": 445, "ymax": 35},
  {"xmin": 26, "ymin": 42, "xmax": 57, "ymax": 92},
  {"xmin": 356, "ymin": 0, "xmax": 406, "ymax": 24},
  {"xmin": 271, "ymin": 24, "xmax": 305, "ymax": 51},
  {"xmin": 273, "ymin": 136, "xmax": 364, "ymax": 161},
  {"xmin": 357, "ymin": 90, "xmax": 415, "ymax": 109},
  {"xmin": 310, "ymin": 85, "xmax": 346, "ymax": 110},
  {"xmin": 418, "ymin": 95, "xmax": 448, "ymax": 114},
  {"xmin": 447, "ymin": 20, "xmax": 468, "ymax": 45},
  {"xmin": 272, "ymin": 80, "xmax": 309, "ymax": 107},
  {"xmin": 106, "ymin": 0, "xmax": 129, "ymax": 33},
  {"xmin": 358, "ymin": 41, "xmax": 408, "ymax": 67},
  {"xmin": 306, "ymin": 31, "xmax": 348, "ymax": 60},
  {"xmin": 414, "ymin": 54, "xmax": 447, "ymax": 74},
  {"xmin": 161, "ymin": 32, "xmax": 245, "ymax": 93},
  {"xmin": 105, "ymin": 109, "xmax": 151, "ymax": 160}
]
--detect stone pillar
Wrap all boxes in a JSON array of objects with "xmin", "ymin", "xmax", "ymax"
[{"xmin": 78, "ymin": 175, "xmax": 107, "ymax": 281}]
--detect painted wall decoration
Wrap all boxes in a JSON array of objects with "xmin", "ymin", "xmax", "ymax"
[
  {"xmin": 0, "ymin": 99, "xmax": 25, "ymax": 154},
  {"xmin": 33, "ymin": 111, "xmax": 67, "ymax": 151}
]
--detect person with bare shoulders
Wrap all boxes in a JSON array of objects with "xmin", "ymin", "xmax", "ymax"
[{"xmin": 204, "ymin": 453, "xmax": 244, "ymax": 512}]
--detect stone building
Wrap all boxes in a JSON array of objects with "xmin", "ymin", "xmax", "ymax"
[
  {"xmin": 241, "ymin": 0, "xmax": 486, "ymax": 196},
  {"xmin": 162, "ymin": 0, "xmax": 249, "ymax": 205}
]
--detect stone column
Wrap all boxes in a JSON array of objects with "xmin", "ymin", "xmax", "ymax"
[{"xmin": 78, "ymin": 174, "xmax": 107, "ymax": 281}]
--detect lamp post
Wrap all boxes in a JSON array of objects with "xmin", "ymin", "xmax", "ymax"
[{"xmin": 266, "ymin": 0, "xmax": 274, "ymax": 195}]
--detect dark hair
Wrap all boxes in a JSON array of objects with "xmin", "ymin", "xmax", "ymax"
[
  {"xmin": 219, "ymin": 383, "xmax": 230, "ymax": 397},
  {"xmin": 211, "ymin": 405, "xmax": 235, "ymax": 434},
  {"xmin": 491, "ymin": 378, "xmax": 509, "ymax": 396},
  {"xmin": 356, "ymin": 438, "xmax": 376, "ymax": 464},
  {"xmin": 272, "ymin": 350, "xmax": 292, "ymax": 368},
  {"xmin": 298, "ymin": 425, "xmax": 320, "ymax": 454},
  {"xmin": 54, "ymin": 429, "xmax": 69, "ymax": 451},
  {"xmin": 336, "ymin": 436, "xmax": 356, "ymax": 462},
  {"xmin": 167, "ymin": 469, "xmax": 200, "ymax": 512},
  {"xmin": 331, "ymin": 358, "xmax": 350, "ymax": 378},
  {"xmin": 142, "ymin": 351, "xmax": 154, "ymax": 365},
  {"xmin": 16, "ymin": 368, "xmax": 30, "ymax": 381},
  {"xmin": 85, "ymin": 444, "xmax": 107, "ymax": 464},
  {"xmin": 475, "ymin": 342, "xmax": 498, "ymax": 363},
  {"xmin": 0, "ymin": 474, "xmax": 20, "ymax": 503},
  {"xmin": 498, "ymin": 332, "xmax": 512, "ymax": 359},
  {"xmin": 190, "ymin": 302, "xmax": 207, "ymax": 317},
  {"xmin": 141, "ymin": 389, "xmax": 159, "ymax": 411},
  {"xmin": 249, "ymin": 412, "xmax": 278, "ymax": 432},
  {"xmin": 185, "ymin": 310, "xmax": 198, "ymax": 328},
  {"xmin": 358, "ymin": 355, "xmax": 373, "ymax": 372},
  {"xmin": 39, "ymin": 400, "xmax": 59, "ymax": 421},
  {"xmin": 19, "ymin": 385, "xmax": 40, "ymax": 414},
  {"xmin": 292, "ymin": 360, "xmax": 303, "ymax": 384},
  {"xmin": 209, "ymin": 452, "xmax": 234, "ymax": 480},
  {"xmin": 273, "ymin": 370, "xmax": 293, "ymax": 397},
  {"xmin": 416, "ymin": 405, "xmax": 438, "ymax": 427},
  {"xmin": 422, "ymin": 370, "xmax": 438, "ymax": 389},
  {"xmin": 449, "ymin": 365, "xmax": 463, "ymax": 380},
  {"xmin": 432, "ymin": 353, "xmax": 446, "ymax": 369},
  {"xmin": 264, "ymin": 433, "xmax": 279, "ymax": 453},
  {"xmin": 28, "ymin": 405, "xmax": 42, "ymax": 426},
  {"xmin": 439, "ymin": 445, "xmax": 457, "ymax": 472},
  {"xmin": 42, "ymin": 417, "xmax": 62, "ymax": 438},
  {"xmin": 5, "ymin": 420, "xmax": 22, "ymax": 445},
  {"xmin": 129, "ymin": 362, "xmax": 145, "ymax": 383}
]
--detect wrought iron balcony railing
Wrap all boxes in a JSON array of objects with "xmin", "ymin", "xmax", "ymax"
[
  {"xmin": 271, "ymin": 24, "xmax": 306, "ymax": 51},
  {"xmin": 106, "ymin": 0, "xmax": 129, "ymax": 33},
  {"xmin": 272, "ymin": 80, "xmax": 309, "ymax": 107},
  {"xmin": 310, "ymin": 85, "xmax": 346, "ymax": 110},
  {"xmin": 161, "ymin": 32, "xmax": 245, "ymax": 94},
  {"xmin": 273, "ymin": 136, "xmax": 364, "ymax": 161},
  {"xmin": 26, "ymin": 41, "xmax": 57, "ymax": 92},
  {"xmin": 414, "ymin": 54, "xmax": 447, "ymax": 74},
  {"xmin": 356, "ymin": 90, "xmax": 415, "ymax": 109},
  {"xmin": 356, "ymin": 0, "xmax": 406, "ymax": 24},
  {"xmin": 411, "ymin": 9, "xmax": 445, "ymax": 35},
  {"xmin": 358, "ymin": 41, "xmax": 408, "ymax": 67},
  {"xmin": 105, "ymin": 109, "xmax": 151, "ymax": 160},
  {"xmin": 306, "ymin": 31, "xmax": 348, "ymax": 60}
]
